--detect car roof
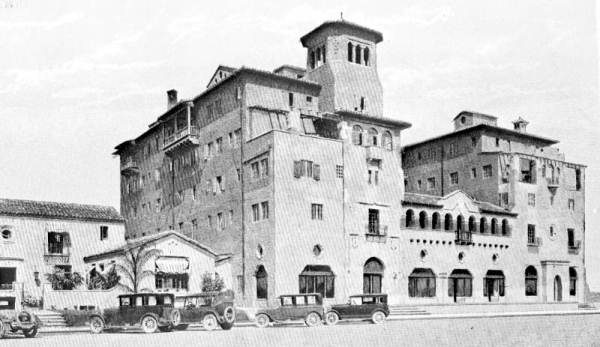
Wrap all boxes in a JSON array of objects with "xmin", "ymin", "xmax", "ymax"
[
  {"xmin": 118, "ymin": 293, "xmax": 174, "ymax": 298},
  {"xmin": 279, "ymin": 293, "xmax": 321, "ymax": 297},
  {"xmin": 349, "ymin": 294, "xmax": 387, "ymax": 298}
]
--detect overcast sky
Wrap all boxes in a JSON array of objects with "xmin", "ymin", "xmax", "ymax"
[{"xmin": 1, "ymin": 0, "xmax": 599, "ymax": 288}]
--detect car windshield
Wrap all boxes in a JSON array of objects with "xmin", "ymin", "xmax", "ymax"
[
  {"xmin": 349, "ymin": 297, "xmax": 362, "ymax": 305},
  {"xmin": 281, "ymin": 297, "xmax": 293, "ymax": 306}
]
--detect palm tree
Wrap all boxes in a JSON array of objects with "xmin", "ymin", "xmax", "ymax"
[{"xmin": 113, "ymin": 242, "xmax": 162, "ymax": 293}]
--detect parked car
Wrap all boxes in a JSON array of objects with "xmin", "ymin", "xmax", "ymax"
[
  {"xmin": 89, "ymin": 293, "xmax": 181, "ymax": 334},
  {"xmin": 254, "ymin": 293, "xmax": 324, "ymax": 328},
  {"xmin": 174, "ymin": 291, "xmax": 235, "ymax": 331},
  {"xmin": 325, "ymin": 294, "xmax": 389, "ymax": 325},
  {"xmin": 0, "ymin": 309, "xmax": 39, "ymax": 338}
]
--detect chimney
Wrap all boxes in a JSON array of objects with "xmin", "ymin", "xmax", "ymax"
[
  {"xmin": 167, "ymin": 89, "xmax": 178, "ymax": 109},
  {"xmin": 512, "ymin": 117, "xmax": 529, "ymax": 133}
]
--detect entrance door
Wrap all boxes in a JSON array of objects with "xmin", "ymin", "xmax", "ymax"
[
  {"xmin": 363, "ymin": 258, "xmax": 384, "ymax": 294},
  {"xmin": 554, "ymin": 276, "xmax": 562, "ymax": 302},
  {"xmin": 485, "ymin": 279, "xmax": 500, "ymax": 302}
]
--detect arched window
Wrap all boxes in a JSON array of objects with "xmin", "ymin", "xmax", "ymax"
[
  {"xmin": 405, "ymin": 209, "xmax": 415, "ymax": 228},
  {"xmin": 382, "ymin": 131, "xmax": 393, "ymax": 151},
  {"xmin": 256, "ymin": 265, "xmax": 268, "ymax": 299},
  {"xmin": 419, "ymin": 211, "xmax": 428, "ymax": 229},
  {"xmin": 368, "ymin": 128, "xmax": 378, "ymax": 146},
  {"xmin": 479, "ymin": 217, "xmax": 487, "ymax": 234},
  {"xmin": 484, "ymin": 270, "xmax": 505, "ymax": 300},
  {"xmin": 352, "ymin": 125, "xmax": 363, "ymax": 145},
  {"xmin": 364, "ymin": 47, "xmax": 370, "ymax": 66},
  {"xmin": 456, "ymin": 215, "xmax": 464, "ymax": 232},
  {"xmin": 525, "ymin": 266, "xmax": 537, "ymax": 296},
  {"xmin": 355, "ymin": 45, "xmax": 362, "ymax": 64},
  {"xmin": 569, "ymin": 267, "xmax": 577, "ymax": 296},
  {"xmin": 431, "ymin": 212, "xmax": 440, "ymax": 230},
  {"xmin": 491, "ymin": 218, "xmax": 498, "ymax": 235},
  {"xmin": 448, "ymin": 269, "xmax": 472, "ymax": 300},
  {"xmin": 408, "ymin": 268, "xmax": 436, "ymax": 297},
  {"xmin": 501, "ymin": 219, "xmax": 509, "ymax": 236},
  {"xmin": 468, "ymin": 216, "xmax": 476, "ymax": 233},
  {"xmin": 299, "ymin": 265, "xmax": 335, "ymax": 298},
  {"xmin": 444, "ymin": 213, "xmax": 453, "ymax": 231},
  {"xmin": 363, "ymin": 258, "xmax": 384, "ymax": 294},
  {"xmin": 347, "ymin": 42, "xmax": 353, "ymax": 62}
]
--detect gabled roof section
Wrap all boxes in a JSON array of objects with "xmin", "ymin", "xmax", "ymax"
[
  {"xmin": 453, "ymin": 110, "xmax": 497, "ymax": 121},
  {"xmin": 0, "ymin": 198, "xmax": 124, "ymax": 223},
  {"xmin": 206, "ymin": 65, "xmax": 237, "ymax": 89},
  {"xmin": 402, "ymin": 193, "xmax": 443, "ymax": 208},
  {"xmin": 300, "ymin": 20, "xmax": 383, "ymax": 47},
  {"xmin": 83, "ymin": 230, "xmax": 225, "ymax": 263},
  {"xmin": 402, "ymin": 190, "xmax": 517, "ymax": 216},
  {"xmin": 330, "ymin": 110, "xmax": 412, "ymax": 130}
]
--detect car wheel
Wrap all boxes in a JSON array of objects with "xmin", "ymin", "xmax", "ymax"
[
  {"xmin": 141, "ymin": 316, "xmax": 159, "ymax": 334},
  {"xmin": 170, "ymin": 309, "xmax": 181, "ymax": 326},
  {"xmin": 371, "ymin": 311, "xmax": 386, "ymax": 324},
  {"xmin": 305, "ymin": 312, "xmax": 321, "ymax": 327},
  {"xmin": 89, "ymin": 317, "xmax": 105, "ymax": 334},
  {"xmin": 23, "ymin": 326, "xmax": 37, "ymax": 338},
  {"xmin": 255, "ymin": 313, "xmax": 269, "ymax": 328},
  {"xmin": 223, "ymin": 305, "xmax": 235, "ymax": 324},
  {"xmin": 219, "ymin": 321, "xmax": 234, "ymax": 330},
  {"xmin": 202, "ymin": 313, "xmax": 218, "ymax": 331},
  {"xmin": 158, "ymin": 326, "xmax": 173, "ymax": 332},
  {"xmin": 325, "ymin": 312, "xmax": 339, "ymax": 326},
  {"xmin": 0, "ymin": 320, "xmax": 5, "ymax": 339},
  {"xmin": 173, "ymin": 324, "xmax": 189, "ymax": 331}
]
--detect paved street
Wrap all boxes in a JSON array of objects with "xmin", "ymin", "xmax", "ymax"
[{"xmin": 3, "ymin": 314, "xmax": 600, "ymax": 347}]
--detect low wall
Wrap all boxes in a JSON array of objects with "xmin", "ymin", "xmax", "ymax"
[{"xmin": 43, "ymin": 284, "xmax": 127, "ymax": 310}]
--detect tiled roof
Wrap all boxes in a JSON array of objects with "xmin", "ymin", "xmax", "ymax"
[
  {"xmin": 475, "ymin": 201, "xmax": 518, "ymax": 216},
  {"xmin": 0, "ymin": 198, "xmax": 124, "ymax": 223},
  {"xmin": 402, "ymin": 193, "xmax": 443, "ymax": 208}
]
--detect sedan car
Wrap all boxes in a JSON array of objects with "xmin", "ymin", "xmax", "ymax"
[
  {"xmin": 325, "ymin": 294, "xmax": 389, "ymax": 325},
  {"xmin": 254, "ymin": 293, "xmax": 324, "ymax": 328},
  {"xmin": 0, "ymin": 310, "xmax": 39, "ymax": 338},
  {"xmin": 174, "ymin": 291, "xmax": 235, "ymax": 331},
  {"xmin": 89, "ymin": 293, "xmax": 181, "ymax": 334}
]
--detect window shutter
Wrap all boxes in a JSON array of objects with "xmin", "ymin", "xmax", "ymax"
[
  {"xmin": 293, "ymin": 161, "xmax": 302, "ymax": 178},
  {"xmin": 408, "ymin": 278, "xmax": 414, "ymax": 297},
  {"xmin": 313, "ymin": 164, "xmax": 320, "ymax": 181},
  {"xmin": 448, "ymin": 279, "xmax": 454, "ymax": 297}
]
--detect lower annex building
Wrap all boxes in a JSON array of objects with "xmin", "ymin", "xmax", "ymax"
[{"xmin": 114, "ymin": 20, "xmax": 587, "ymax": 306}]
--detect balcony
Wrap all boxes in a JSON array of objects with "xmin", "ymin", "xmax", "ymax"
[
  {"xmin": 547, "ymin": 177, "xmax": 560, "ymax": 189},
  {"xmin": 0, "ymin": 283, "xmax": 14, "ymax": 290},
  {"xmin": 527, "ymin": 237, "xmax": 542, "ymax": 248},
  {"xmin": 365, "ymin": 225, "xmax": 388, "ymax": 243},
  {"xmin": 569, "ymin": 240, "xmax": 581, "ymax": 254},
  {"xmin": 120, "ymin": 159, "xmax": 140, "ymax": 177},
  {"xmin": 44, "ymin": 245, "xmax": 70, "ymax": 265},
  {"xmin": 455, "ymin": 230, "xmax": 472, "ymax": 245},
  {"xmin": 163, "ymin": 126, "xmax": 200, "ymax": 154},
  {"xmin": 365, "ymin": 145, "xmax": 385, "ymax": 162}
]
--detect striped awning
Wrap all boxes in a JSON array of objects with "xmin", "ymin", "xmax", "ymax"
[
  {"xmin": 155, "ymin": 257, "xmax": 189, "ymax": 274},
  {"xmin": 300, "ymin": 265, "xmax": 334, "ymax": 277}
]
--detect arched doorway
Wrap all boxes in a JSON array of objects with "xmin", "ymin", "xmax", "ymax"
[
  {"xmin": 255, "ymin": 265, "xmax": 268, "ymax": 300},
  {"xmin": 448, "ymin": 269, "xmax": 472, "ymax": 302},
  {"xmin": 363, "ymin": 258, "xmax": 384, "ymax": 294},
  {"xmin": 484, "ymin": 270, "xmax": 505, "ymax": 302},
  {"xmin": 554, "ymin": 275, "xmax": 562, "ymax": 302}
]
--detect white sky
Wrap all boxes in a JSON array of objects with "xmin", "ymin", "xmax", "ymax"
[{"xmin": 1, "ymin": 0, "xmax": 599, "ymax": 288}]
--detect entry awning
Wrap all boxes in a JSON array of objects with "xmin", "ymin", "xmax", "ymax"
[
  {"xmin": 485, "ymin": 270, "xmax": 505, "ymax": 279},
  {"xmin": 449, "ymin": 269, "xmax": 472, "ymax": 278},
  {"xmin": 155, "ymin": 257, "xmax": 189, "ymax": 274},
  {"xmin": 409, "ymin": 268, "xmax": 435, "ymax": 278},
  {"xmin": 300, "ymin": 265, "xmax": 334, "ymax": 277}
]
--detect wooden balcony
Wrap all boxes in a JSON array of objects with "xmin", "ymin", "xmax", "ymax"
[
  {"xmin": 527, "ymin": 237, "xmax": 542, "ymax": 248},
  {"xmin": 365, "ymin": 145, "xmax": 384, "ymax": 162},
  {"xmin": 120, "ymin": 159, "xmax": 140, "ymax": 176},
  {"xmin": 569, "ymin": 240, "xmax": 581, "ymax": 254},
  {"xmin": 365, "ymin": 225, "xmax": 388, "ymax": 243},
  {"xmin": 455, "ymin": 230, "xmax": 472, "ymax": 245},
  {"xmin": 547, "ymin": 177, "xmax": 560, "ymax": 189},
  {"xmin": 163, "ymin": 126, "xmax": 200, "ymax": 154},
  {"xmin": 44, "ymin": 244, "xmax": 71, "ymax": 265}
]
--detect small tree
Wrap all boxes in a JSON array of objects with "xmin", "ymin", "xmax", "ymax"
[
  {"xmin": 113, "ymin": 242, "xmax": 162, "ymax": 293},
  {"xmin": 45, "ymin": 269, "xmax": 84, "ymax": 290},
  {"xmin": 88, "ymin": 266, "xmax": 121, "ymax": 290},
  {"xmin": 201, "ymin": 272, "xmax": 225, "ymax": 292}
]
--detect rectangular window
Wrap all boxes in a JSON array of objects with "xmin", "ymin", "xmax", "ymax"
[
  {"xmin": 260, "ymin": 158, "xmax": 269, "ymax": 177},
  {"xmin": 567, "ymin": 229, "xmax": 575, "ymax": 247},
  {"xmin": 311, "ymin": 204, "xmax": 323, "ymax": 220},
  {"xmin": 234, "ymin": 128, "xmax": 242, "ymax": 146},
  {"xmin": 483, "ymin": 165, "xmax": 493, "ymax": 178},
  {"xmin": 299, "ymin": 275, "xmax": 334, "ymax": 298},
  {"xmin": 236, "ymin": 169, "xmax": 241, "ymax": 181},
  {"xmin": 527, "ymin": 225, "xmax": 536, "ymax": 245},
  {"xmin": 304, "ymin": 160, "xmax": 313, "ymax": 177},
  {"xmin": 495, "ymin": 137, "xmax": 500, "ymax": 147},
  {"xmin": 100, "ymin": 226, "xmax": 108, "ymax": 241},
  {"xmin": 217, "ymin": 212, "xmax": 224, "ymax": 231},
  {"xmin": 528, "ymin": 193, "xmax": 536, "ymax": 206},
  {"xmin": 288, "ymin": 93, "xmax": 294, "ymax": 107},
  {"xmin": 568, "ymin": 199, "xmax": 575, "ymax": 210},
  {"xmin": 368, "ymin": 209, "xmax": 380, "ymax": 235},
  {"xmin": 192, "ymin": 185, "xmax": 197, "ymax": 200},
  {"xmin": 229, "ymin": 210, "xmax": 234, "ymax": 225},
  {"xmin": 216, "ymin": 137, "xmax": 223, "ymax": 154},
  {"xmin": 228, "ymin": 132, "xmax": 233, "ymax": 146},
  {"xmin": 336, "ymin": 165, "xmax": 344, "ymax": 178},
  {"xmin": 252, "ymin": 204, "xmax": 260, "ymax": 222},
  {"xmin": 427, "ymin": 177, "xmax": 436, "ymax": 190},
  {"xmin": 156, "ymin": 198, "xmax": 161, "ymax": 212},
  {"xmin": 261, "ymin": 201, "xmax": 269, "ymax": 219},
  {"xmin": 215, "ymin": 99, "xmax": 222, "ymax": 115},
  {"xmin": 575, "ymin": 169, "xmax": 582, "ymax": 190},
  {"xmin": 519, "ymin": 158, "xmax": 536, "ymax": 183},
  {"xmin": 251, "ymin": 162, "xmax": 260, "ymax": 178},
  {"xmin": 208, "ymin": 142, "xmax": 214, "ymax": 157},
  {"xmin": 417, "ymin": 179, "xmax": 422, "ymax": 190},
  {"xmin": 208, "ymin": 215, "xmax": 213, "ymax": 229},
  {"xmin": 368, "ymin": 169, "xmax": 379, "ymax": 185},
  {"xmin": 450, "ymin": 172, "xmax": 458, "ymax": 185},
  {"xmin": 471, "ymin": 168, "xmax": 477, "ymax": 179},
  {"xmin": 192, "ymin": 219, "xmax": 198, "ymax": 231},
  {"xmin": 155, "ymin": 274, "xmax": 188, "ymax": 290},
  {"xmin": 498, "ymin": 192, "xmax": 509, "ymax": 207}
]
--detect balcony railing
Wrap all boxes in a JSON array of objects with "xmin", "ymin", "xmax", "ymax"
[
  {"xmin": 44, "ymin": 244, "xmax": 71, "ymax": 264},
  {"xmin": 0, "ymin": 283, "xmax": 14, "ymax": 290},
  {"xmin": 365, "ymin": 225, "xmax": 388, "ymax": 243},
  {"xmin": 455, "ymin": 230, "xmax": 472, "ymax": 245},
  {"xmin": 120, "ymin": 159, "xmax": 140, "ymax": 176},
  {"xmin": 163, "ymin": 126, "xmax": 200, "ymax": 153},
  {"xmin": 365, "ymin": 145, "xmax": 384, "ymax": 162},
  {"xmin": 527, "ymin": 237, "xmax": 542, "ymax": 247},
  {"xmin": 547, "ymin": 177, "xmax": 560, "ymax": 188},
  {"xmin": 569, "ymin": 240, "xmax": 581, "ymax": 254}
]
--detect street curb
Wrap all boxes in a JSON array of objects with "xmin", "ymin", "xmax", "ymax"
[{"xmin": 387, "ymin": 309, "xmax": 600, "ymax": 321}]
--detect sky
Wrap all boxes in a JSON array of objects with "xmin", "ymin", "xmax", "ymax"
[{"xmin": 1, "ymin": 0, "xmax": 599, "ymax": 288}]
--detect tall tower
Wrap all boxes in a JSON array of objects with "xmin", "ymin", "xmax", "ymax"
[{"xmin": 300, "ymin": 20, "xmax": 384, "ymax": 117}]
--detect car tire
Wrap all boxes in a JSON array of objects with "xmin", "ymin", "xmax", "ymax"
[
  {"xmin": 202, "ymin": 313, "xmax": 218, "ymax": 331},
  {"xmin": 89, "ymin": 316, "xmax": 105, "ymax": 334},
  {"xmin": 371, "ymin": 311, "xmax": 386, "ymax": 324},
  {"xmin": 0, "ymin": 320, "xmax": 5, "ymax": 339},
  {"xmin": 23, "ymin": 326, "xmax": 37, "ymax": 338},
  {"xmin": 173, "ymin": 324, "xmax": 189, "ymax": 331},
  {"xmin": 158, "ymin": 326, "xmax": 173, "ymax": 332},
  {"xmin": 219, "ymin": 321, "xmax": 234, "ymax": 330},
  {"xmin": 141, "ymin": 315, "xmax": 159, "ymax": 334},
  {"xmin": 254, "ymin": 313, "xmax": 270, "ymax": 328},
  {"xmin": 170, "ymin": 309, "xmax": 181, "ymax": 327},
  {"xmin": 325, "ymin": 312, "xmax": 339, "ymax": 326},
  {"xmin": 223, "ymin": 305, "xmax": 235, "ymax": 324},
  {"xmin": 305, "ymin": 312, "xmax": 321, "ymax": 327}
]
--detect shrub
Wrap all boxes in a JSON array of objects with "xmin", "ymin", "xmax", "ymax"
[
  {"xmin": 58, "ymin": 309, "xmax": 99, "ymax": 327},
  {"xmin": 45, "ymin": 269, "xmax": 84, "ymax": 290},
  {"xmin": 201, "ymin": 272, "xmax": 225, "ymax": 292}
]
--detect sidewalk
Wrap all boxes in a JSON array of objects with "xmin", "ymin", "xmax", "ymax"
[{"xmin": 38, "ymin": 307, "xmax": 600, "ymax": 334}]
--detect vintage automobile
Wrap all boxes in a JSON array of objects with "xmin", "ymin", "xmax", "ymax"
[
  {"xmin": 254, "ymin": 293, "xmax": 325, "ymax": 328},
  {"xmin": 89, "ymin": 293, "xmax": 181, "ymax": 334},
  {"xmin": 324, "ymin": 294, "xmax": 389, "ymax": 325},
  {"xmin": 0, "ymin": 309, "xmax": 39, "ymax": 338},
  {"xmin": 174, "ymin": 291, "xmax": 235, "ymax": 331}
]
